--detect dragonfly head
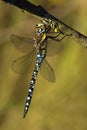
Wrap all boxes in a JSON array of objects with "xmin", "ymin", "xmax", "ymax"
[{"xmin": 35, "ymin": 23, "xmax": 45, "ymax": 34}]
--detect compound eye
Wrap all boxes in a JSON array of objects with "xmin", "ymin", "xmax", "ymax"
[
  {"xmin": 39, "ymin": 28, "xmax": 42, "ymax": 33},
  {"xmin": 40, "ymin": 27, "xmax": 45, "ymax": 33}
]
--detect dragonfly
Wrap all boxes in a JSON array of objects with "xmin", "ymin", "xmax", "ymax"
[{"xmin": 11, "ymin": 18, "xmax": 87, "ymax": 118}]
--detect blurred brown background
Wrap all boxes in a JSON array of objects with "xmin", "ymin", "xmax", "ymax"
[{"xmin": 0, "ymin": 0, "xmax": 87, "ymax": 130}]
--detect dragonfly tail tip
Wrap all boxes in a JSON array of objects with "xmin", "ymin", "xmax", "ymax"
[{"xmin": 23, "ymin": 109, "xmax": 28, "ymax": 118}]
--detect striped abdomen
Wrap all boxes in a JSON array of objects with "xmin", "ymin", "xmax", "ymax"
[{"xmin": 23, "ymin": 51, "xmax": 46, "ymax": 118}]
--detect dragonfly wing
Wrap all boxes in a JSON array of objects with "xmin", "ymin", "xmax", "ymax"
[
  {"xmin": 40, "ymin": 59, "xmax": 55, "ymax": 82},
  {"xmin": 47, "ymin": 39, "xmax": 64, "ymax": 56},
  {"xmin": 11, "ymin": 49, "xmax": 36, "ymax": 74},
  {"xmin": 11, "ymin": 34, "xmax": 34, "ymax": 53}
]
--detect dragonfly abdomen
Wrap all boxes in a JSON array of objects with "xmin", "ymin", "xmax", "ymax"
[{"xmin": 23, "ymin": 52, "xmax": 46, "ymax": 118}]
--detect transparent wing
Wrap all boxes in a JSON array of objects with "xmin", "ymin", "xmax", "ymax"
[
  {"xmin": 11, "ymin": 49, "xmax": 36, "ymax": 74},
  {"xmin": 46, "ymin": 31, "xmax": 64, "ymax": 57},
  {"xmin": 40, "ymin": 59, "xmax": 55, "ymax": 82},
  {"xmin": 11, "ymin": 34, "xmax": 34, "ymax": 53},
  {"xmin": 47, "ymin": 39, "xmax": 64, "ymax": 56}
]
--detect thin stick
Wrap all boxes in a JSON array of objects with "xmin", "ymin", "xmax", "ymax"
[{"xmin": 2, "ymin": 0, "xmax": 87, "ymax": 47}]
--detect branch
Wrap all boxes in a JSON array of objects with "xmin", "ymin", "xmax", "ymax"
[
  {"xmin": 2, "ymin": 0, "xmax": 54, "ymax": 19},
  {"xmin": 2, "ymin": 0, "xmax": 87, "ymax": 47}
]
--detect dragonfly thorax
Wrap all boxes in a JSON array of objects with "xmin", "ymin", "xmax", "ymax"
[
  {"xmin": 33, "ymin": 22, "xmax": 47, "ymax": 58},
  {"xmin": 34, "ymin": 22, "xmax": 47, "ymax": 47}
]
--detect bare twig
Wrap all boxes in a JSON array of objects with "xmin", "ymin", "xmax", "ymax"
[
  {"xmin": 2, "ymin": 0, "xmax": 49, "ymax": 18},
  {"xmin": 2, "ymin": 0, "xmax": 87, "ymax": 47}
]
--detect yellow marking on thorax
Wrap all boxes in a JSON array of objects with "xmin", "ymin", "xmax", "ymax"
[
  {"xmin": 41, "ymin": 33, "xmax": 46, "ymax": 42},
  {"xmin": 54, "ymin": 28, "xmax": 58, "ymax": 32}
]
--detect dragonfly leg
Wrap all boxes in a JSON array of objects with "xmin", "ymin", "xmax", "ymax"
[
  {"xmin": 48, "ymin": 32, "xmax": 66, "ymax": 42},
  {"xmin": 51, "ymin": 35, "xmax": 66, "ymax": 42}
]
